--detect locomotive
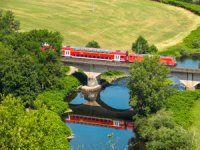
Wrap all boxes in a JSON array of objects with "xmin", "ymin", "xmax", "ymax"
[{"xmin": 61, "ymin": 46, "xmax": 177, "ymax": 66}]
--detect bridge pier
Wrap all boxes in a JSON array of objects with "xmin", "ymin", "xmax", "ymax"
[
  {"xmin": 186, "ymin": 86, "xmax": 195, "ymax": 90},
  {"xmin": 87, "ymin": 77, "xmax": 99, "ymax": 87}
]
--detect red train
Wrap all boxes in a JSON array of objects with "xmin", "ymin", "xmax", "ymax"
[
  {"xmin": 65, "ymin": 114, "xmax": 133, "ymax": 130},
  {"xmin": 61, "ymin": 46, "xmax": 176, "ymax": 66}
]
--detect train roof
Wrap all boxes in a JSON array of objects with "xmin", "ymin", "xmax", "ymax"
[{"xmin": 63, "ymin": 46, "xmax": 127, "ymax": 53}]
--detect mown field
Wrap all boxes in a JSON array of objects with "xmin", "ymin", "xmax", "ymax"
[{"xmin": 1, "ymin": 0, "xmax": 200, "ymax": 50}]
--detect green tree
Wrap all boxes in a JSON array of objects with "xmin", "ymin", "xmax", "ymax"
[
  {"xmin": 0, "ymin": 10, "xmax": 20, "ymax": 41},
  {"xmin": 0, "ymin": 95, "xmax": 71, "ymax": 150},
  {"xmin": 149, "ymin": 44, "xmax": 158, "ymax": 53},
  {"xmin": 132, "ymin": 36, "xmax": 158, "ymax": 54},
  {"xmin": 86, "ymin": 40, "xmax": 100, "ymax": 48},
  {"xmin": 128, "ymin": 56, "xmax": 171, "ymax": 117},
  {"xmin": 0, "ymin": 53, "xmax": 40, "ymax": 102},
  {"xmin": 136, "ymin": 110, "xmax": 192, "ymax": 150}
]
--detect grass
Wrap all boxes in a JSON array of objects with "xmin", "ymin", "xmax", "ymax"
[
  {"xmin": 190, "ymin": 99, "xmax": 200, "ymax": 150},
  {"xmin": 0, "ymin": 0, "xmax": 200, "ymax": 50},
  {"xmin": 100, "ymin": 70, "xmax": 126, "ymax": 84}
]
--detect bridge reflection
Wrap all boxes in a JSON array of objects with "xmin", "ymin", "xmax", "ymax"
[{"xmin": 68, "ymin": 91, "xmax": 134, "ymax": 121}]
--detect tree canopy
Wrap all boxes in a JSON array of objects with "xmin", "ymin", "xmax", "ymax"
[
  {"xmin": 0, "ymin": 10, "xmax": 20, "ymax": 41},
  {"xmin": 136, "ymin": 110, "xmax": 192, "ymax": 150},
  {"xmin": 132, "ymin": 36, "xmax": 158, "ymax": 54},
  {"xmin": 128, "ymin": 56, "xmax": 171, "ymax": 117},
  {"xmin": 86, "ymin": 40, "xmax": 100, "ymax": 48},
  {"xmin": 0, "ymin": 95, "xmax": 71, "ymax": 150}
]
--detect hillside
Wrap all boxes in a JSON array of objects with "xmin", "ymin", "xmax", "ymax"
[{"xmin": 1, "ymin": 0, "xmax": 200, "ymax": 50}]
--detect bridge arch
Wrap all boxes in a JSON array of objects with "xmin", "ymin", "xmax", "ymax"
[{"xmin": 195, "ymin": 83, "xmax": 200, "ymax": 89}]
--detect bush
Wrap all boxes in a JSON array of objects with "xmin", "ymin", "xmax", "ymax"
[
  {"xmin": 35, "ymin": 76, "xmax": 80, "ymax": 115},
  {"xmin": 136, "ymin": 110, "xmax": 192, "ymax": 150},
  {"xmin": 85, "ymin": 40, "xmax": 100, "ymax": 48}
]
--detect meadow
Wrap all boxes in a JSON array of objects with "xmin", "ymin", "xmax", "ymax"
[{"xmin": 1, "ymin": 0, "xmax": 200, "ymax": 50}]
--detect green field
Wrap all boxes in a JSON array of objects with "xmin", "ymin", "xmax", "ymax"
[{"xmin": 1, "ymin": 0, "xmax": 200, "ymax": 50}]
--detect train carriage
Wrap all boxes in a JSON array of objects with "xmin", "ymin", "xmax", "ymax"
[
  {"xmin": 61, "ymin": 46, "xmax": 176, "ymax": 66},
  {"xmin": 62, "ymin": 46, "xmax": 127, "ymax": 62}
]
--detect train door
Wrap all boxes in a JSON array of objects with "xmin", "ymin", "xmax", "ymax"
[
  {"xmin": 66, "ymin": 115, "xmax": 70, "ymax": 121},
  {"xmin": 65, "ymin": 50, "xmax": 71, "ymax": 57},
  {"xmin": 113, "ymin": 120, "xmax": 119, "ymax": 126},
  {"xmin": 114, "ymin": 55, "xmax": 121, "ymax": 61}
]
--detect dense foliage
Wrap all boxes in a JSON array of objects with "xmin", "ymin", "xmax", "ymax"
[
  {"xmin": 0, "ymin": 51, "xmax": 40, "ymax": 103},
  {"xmin": 85, "ymin": 40, "xmax": 100, "ymax": 48},
  {"xmin": 154, "ymin": 0, "xmax": 200, "ymax": 15},
  {"xmin": 136, "ymin": 110, "xmax": 192, "ymax": 150},
  {"xmin": 0, "ymin": 95, "xmax": 71, "ymax": 150},
  {"xmin": 167, "ymin": 90, "xmax": 200, "ymax": 128},
  {"xmin": 0, "ymin": 10, "xmax": 78, "ymax": 150},
  {"xmin": 132, "ymin": 36, "xmax": 158, "ymax": 54},
  {"xmin": 35, "ymin": 76, "xmax": 80, "ymax": 115},
  {"xmin": 0, "ymin": 10, "xmax": 68, "ymax": 102},
  {"xmin": 128, "ymin": 56, "xmax": 171, "ymax": 117}
]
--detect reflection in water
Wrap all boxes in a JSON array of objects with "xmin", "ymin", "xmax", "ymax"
[
  {"xmin": 67, "ymin": 76, "xmax": 185, "ymax": 149},
  {"xmin": 169, "ymin": 76, "xmax": 186, "ymax": 91},
  {"xmin": 70, "ymin": 93, "xmax": 85, "ymax": 105},
  {"xmin": 101, "ymin": 86, "xmax": 131, "ymax": 110},
  {"xmin": 176, "ymin": 58, "xmax": 200, "ymax": 68},
  {"xmin": 67, "ymin": 78, "xmax": 134, "ymax": 150}
]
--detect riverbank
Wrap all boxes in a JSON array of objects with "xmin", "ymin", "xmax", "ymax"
[{"xmin": 100, "ymin": 71, "xmax": 127, "ymax": 84}]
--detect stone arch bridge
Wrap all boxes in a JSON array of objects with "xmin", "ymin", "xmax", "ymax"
[{"xmin": 62, "ymin": 57, "xmax": 200, "ymax": 90}]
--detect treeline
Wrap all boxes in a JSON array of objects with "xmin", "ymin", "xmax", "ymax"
[
  {"xmin": 153, "ymin": 0, "xmax": 200, "ymax": 15},
  {"xmin": 0, "ymin": 10, "xmax": 79, "ymax": 149}
]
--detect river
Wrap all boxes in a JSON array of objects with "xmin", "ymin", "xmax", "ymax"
[
  {"xmin": 176, "ymin": 57, "xmax": 200, "ymax": 68},
  {"xmin": 66, "ymin": 75, "xmax": 186, "ymax": 149},
  {"xmin": 66, "ymin": 78, "xmax": 134, "ymax": 150}
]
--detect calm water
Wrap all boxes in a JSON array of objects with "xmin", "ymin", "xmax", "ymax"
[
  {"xmin": 68, "ymin": 123, "xmax": 134, "ymax": 150},
  {"xmin": 100, "ymin": 79, "xmax": 131, "ymax": 110},
  {"xmin": 176, "ymin": 58, "xmax": 200, "ymax": 68},
  {"xmin": 68, "ymin": 78, "xmax": 134, "ymax": 149}
]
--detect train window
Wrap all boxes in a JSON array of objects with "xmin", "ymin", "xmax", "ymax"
[{"xmin": 121, "ymin": 56, "xmax": 124, "ymax": 58}]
